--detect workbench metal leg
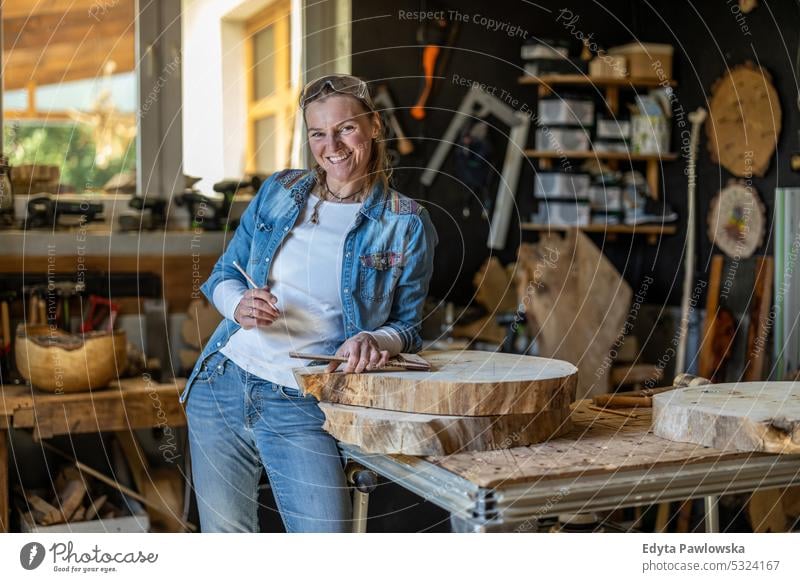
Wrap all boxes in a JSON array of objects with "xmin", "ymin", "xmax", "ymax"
[
  {"xmin": 346, "ymin": 463, "xmax": 377, "ymax": 534},
  {"xmin": 704, "ymin": 495, "xmax": 720, "ymax": 533},
  {"xmin": 352, "ymin": 490, "xmax": 370, "ymax": 533}
]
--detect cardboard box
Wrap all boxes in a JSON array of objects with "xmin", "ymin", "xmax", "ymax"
[{"xmin": 608, "ymin": 43, "xmax": 673, "ymax": 80}]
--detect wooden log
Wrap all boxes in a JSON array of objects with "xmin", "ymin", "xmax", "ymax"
[
  {"xmin": 58, "ymin": 479, "xmax": 87, "ymax": 523},
  {"xmin": 84, "ymin": 494, "xmax": 108, "ymax": 521},
  {"xmin": 319, "ymin": 403, "xmax": 572, "ymax": 456},
  {"xmin": 653, "ymin": 382, "xmax": 800, "ymax": 453},
  {"xmin": 295, "ymin": 350, "xmax": 577, "ymax": 416},
  {"xmin": 27, "ymin": 494, "xmax": 62, "ymax": 525}
]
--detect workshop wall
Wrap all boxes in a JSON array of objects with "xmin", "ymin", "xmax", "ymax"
[{"xmin": 352, "ymin": 0, "xmax": 800, "ymax": 308}]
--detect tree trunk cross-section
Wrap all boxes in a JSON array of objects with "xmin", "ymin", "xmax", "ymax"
[
  {"xmin": 294, "ymin": 350, "xmax": 578, "ymax": 416},
  {"xmin": 653, "ymin": 382, "xmax": 800, "ymax": 454},
  {"xmin": 319, "ymin": 403, "xmax": 572, "ymax": 455}
]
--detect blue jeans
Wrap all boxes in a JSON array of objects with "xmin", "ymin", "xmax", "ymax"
[{"xmin": 185, "ymin": 351, "xmax": 352, "ymax": 532}]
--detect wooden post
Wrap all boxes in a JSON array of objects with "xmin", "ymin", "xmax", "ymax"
[
  {"xmin": 646, "ymin": 158, "xmax": 659, "ymax": 199},
  {"xmin": 0, "ymin": 428, "xmax": 7, "ymax": 532},
  {"xmin": 699, "ymin": 256, "xmax": 724, "ymax": 379}
]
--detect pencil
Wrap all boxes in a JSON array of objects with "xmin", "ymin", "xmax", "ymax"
[
  {"xmin": 232, "ymin": 260, "xmax": 278, "ymax": 310},
  {"xmin": 232, "ymin": 260, "xmax": 258, "ymax": 289}
]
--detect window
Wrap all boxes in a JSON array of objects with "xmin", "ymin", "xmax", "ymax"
[
  {"xmin": 245, "ymin": 0, "xmax": 295, "ymax": 174},
  {"xmin": 2, "ymin": 0, "xmax": 138, "ymax": 194}
]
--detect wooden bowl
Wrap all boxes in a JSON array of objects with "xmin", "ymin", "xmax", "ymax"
[{"xmin": 15, "ymin": 324, "xmax": 128, "ymax": 393}]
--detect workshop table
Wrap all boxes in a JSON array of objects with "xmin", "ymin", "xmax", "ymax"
[
  {"xmin": 342, "ymin": 401, "xmax": 800, "ymax": 532},
  {"xmin": 0, "ymin": 377, "xmax": 186, "ymax": 532}
]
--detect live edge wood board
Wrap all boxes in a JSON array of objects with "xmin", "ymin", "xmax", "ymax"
[
  {"xmin": 319, "ymin": 403, "xmax": 572, "ymax": 455},
  {"xmin": 293, "ymin": 350, "xmax": 578, "ymax": 416},
  {"xmin": 653, "ymin": 382, "xmax": 800, "ymax": 454}
]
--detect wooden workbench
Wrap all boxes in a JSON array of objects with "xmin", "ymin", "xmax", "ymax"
[
  {"xmin": 342, "ymin": 401, "xmax": 800, "ymax": 531},
  {"xmin": 0, "ymin": 376, "xmax": 186, "ymax": 532}
]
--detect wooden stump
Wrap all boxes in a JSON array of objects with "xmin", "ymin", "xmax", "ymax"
[
  {"xmin": 294, "ymin": 350, "xmax": 578, "ymax": 416},
  {"xmin": 653, "ymin": 382, "xmax": 800, "ymax": 453},
  {"xmin": 320, "ymin": 402, "xmax": 572, "ymax": 455}
]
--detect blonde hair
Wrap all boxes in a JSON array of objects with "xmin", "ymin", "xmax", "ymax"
[{"xmin": 302, "ymin": 86, "xmax": 392, "ymax": 198}]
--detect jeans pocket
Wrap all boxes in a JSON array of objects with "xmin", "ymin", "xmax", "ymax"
[
  {"xmin": 276, "ymin": 384, "xmax": 308, "ymax": 400},
  {"xmin": 196, "ymin": 352, "xmax": 228, "ymax": 384}
]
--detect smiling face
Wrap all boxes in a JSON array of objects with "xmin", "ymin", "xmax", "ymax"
[{"xmin": 304, "ymin": 94, "xmax": 380, "ymax": 193}]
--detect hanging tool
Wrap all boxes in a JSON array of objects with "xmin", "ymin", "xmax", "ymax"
[
  {"xmin": 421, "ymin": 85, "xmax": 530, "ymax": 249},
  {"xmin": 80, "ymin": 295, "xmax": 120, "ymax": 333},
  {"xmin": 373, "ymin": 85, "xmax": 414, "ymax": 157},
  {"xmin": 410, "ymin": 11, "xmax": 459, "ymax": 120}
]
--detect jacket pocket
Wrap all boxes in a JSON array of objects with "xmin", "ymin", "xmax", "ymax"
[
  {"xmin": 359, "ymin": 251, "xmax": 403, "ymax": 302},
  {"xmin": 248, "ymin": 222, "xmax": 274, "ymax": 265}
]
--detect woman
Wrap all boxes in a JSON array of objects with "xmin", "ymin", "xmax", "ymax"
[{"xmin": 180, "ymin": 74, "xmax": 438, "ymax": 533}]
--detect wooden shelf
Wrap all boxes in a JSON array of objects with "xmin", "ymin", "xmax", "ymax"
[
  {"xmin": 518, "ymin": 74, "xmax": 677, "ymax": 88},
  {"xmin": 525, "ymin": 150, "xmax": 677, "ymax": 198},
  {"xmin": 520, "ymin": 223, "xmax": 677, "ymax": 245},
  {"xmin": 525, "ymin": 150, "xmax": 678, "ymax": 162}
]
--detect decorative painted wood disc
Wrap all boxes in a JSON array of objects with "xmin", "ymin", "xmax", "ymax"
[
  {"xmin": 707, "ymin": 181, "xmax": 765, "ymax": 258},
  {"xmin": 706, "ymin": 62, "xmax": 781, "ymax": 178}
]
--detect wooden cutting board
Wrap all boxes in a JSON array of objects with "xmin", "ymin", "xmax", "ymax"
[
  {"xmin": 293, "ymin": 350, "xmax": 578, "ymax": 416},
  {"xmin": 319, "ymin": 402, "xmax": 572, "ymax": 455},
  {"xmin": 653, "ymin": 382, "xmax": 800, "ymax": 453}
]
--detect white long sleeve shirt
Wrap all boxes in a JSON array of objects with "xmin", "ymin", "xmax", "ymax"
[{"xmin": 215, "ymin": 194, "xmax": 402, "ymax": 388}]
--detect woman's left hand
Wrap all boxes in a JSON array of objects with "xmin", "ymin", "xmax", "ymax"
[{"xmin": 326, "ymin": 333, "xmax": 390, "ymax": 373}]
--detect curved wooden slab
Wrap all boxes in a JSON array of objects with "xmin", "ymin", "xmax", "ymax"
[
  {"xmin": 653, "ymin": 381, "xmax": 800, "ymax": 454},
  {"xmin": 294, "ymin": 350, "xmax": 578, "ymax": 416},
  {"xmin": 320, "ymin": 403, "xmax": 572, "ymax": 456}
]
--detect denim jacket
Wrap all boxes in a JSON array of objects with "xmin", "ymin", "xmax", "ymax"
[{"xmin": 179, "ymin": 169, "xmax": 438, "ymax": 404}]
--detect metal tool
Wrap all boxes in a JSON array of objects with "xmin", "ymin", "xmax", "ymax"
[
  {"xmin": 420, "ymin": 86, "xmax": 531, "ymax": 249},
  {"xmin": 178, "ymin": 175, "xmax": 264, "ymax": 231},
  {"xmin": 373, "ymin": 85, "xmax": 413, "ymax": 157},
  {"xmin": 24, "ymin": 195, "xmax": 104, "ymax": 229},
  {"xmin": 289, "ymin": 351, "xmax": 431, "ymax": 371}
]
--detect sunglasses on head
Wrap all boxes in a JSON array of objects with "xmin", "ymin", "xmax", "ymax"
[{"xmin": 299, "ymin": 74, "xmax": 372, "ymax": 110}]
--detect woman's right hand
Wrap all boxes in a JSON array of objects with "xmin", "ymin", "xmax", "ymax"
[{"xmin": 234, "ymin": 287, "xmax": 280, "ymax": 329}]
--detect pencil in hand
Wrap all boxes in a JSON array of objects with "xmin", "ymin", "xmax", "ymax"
[{"xmin": 232, "ymin": 260, "xmax": 279, "ymax": 310}]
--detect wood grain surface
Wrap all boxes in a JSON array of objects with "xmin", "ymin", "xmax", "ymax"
[
  {"xmin": 653, "ymin": 381, "xmax": 800, "ymax": 454},
  {"xmin": 294, "ymin": 350, "xmax": 578, "ymax": 416},
  {"xmin": 320, "ymin": 403, "xmax": 572, "ymax": 455}
]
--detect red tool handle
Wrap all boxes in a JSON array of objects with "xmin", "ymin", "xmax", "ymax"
[{"xmin": 411, "ymin": 45, "xmax": 441, "ymax": 120}]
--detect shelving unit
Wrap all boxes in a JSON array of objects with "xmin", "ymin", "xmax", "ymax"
[
  {"xmin": 524, "ymin": 150, "xmax": 678, "ymax": 199},
  {"xmin": 517, "ymin": 74, "xmax": 679, "ymax": 245},
  {"xmin": 520, "ymin": 223, "xmax": 677, "ymax": 245},
  {"xmin": 518, "ymin": 74, "xmax": 676, "ymax": 115}
]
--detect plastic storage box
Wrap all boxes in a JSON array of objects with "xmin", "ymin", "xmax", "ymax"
[
  {"xmin": 532, "ymin": 198, "xmax": 591, "ymax": 226},
  {"xmin": 534, "ymin": 172, "xmax": 591, "ymax": 199},
  {"xmin": 535, "ymin": 128, "xmax": 590, "ymax": 152},
  {"xmin": 538, "ymin": 98, "xmax": 595, "ymax": 126},
  {"xmin": 588, "ymin": 185, "xmax": 623, "ymax": 210}
]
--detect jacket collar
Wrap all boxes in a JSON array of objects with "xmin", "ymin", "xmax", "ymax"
[{"xmin": 289, "ymin": 170, "xmax": 386, "ymax": 222}]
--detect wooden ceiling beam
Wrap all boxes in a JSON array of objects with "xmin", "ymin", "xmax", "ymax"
[
  {"xmin": 1, "ymin": 0, "xmax": 113, "ymax": 20},
  {"xmin": 3, "ymin": 9, "xmax": 134, "ymax": 53},
  {"xmin": 3, "ymin": 35, "xmax": 135, "ymax": 90}
]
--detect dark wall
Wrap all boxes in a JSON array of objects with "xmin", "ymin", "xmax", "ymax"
[{"xmin": 352, "ymin": 0, "xmax": 800, "ymax": 306}]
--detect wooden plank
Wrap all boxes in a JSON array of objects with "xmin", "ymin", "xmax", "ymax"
[
  {"xmin": 431, "ymin": 401, "xmax": 752, "ymax": 488},
  {"xmin": 748, "ymin": 489, "xmax": 788, "ymax": 533},
  {"xmin": 0, "ymin": 429, "xmax": 8, "ymax": 532},
  {"xmin": 744, "ymin": 257, "xmax": 774, "ymax": 381},
  {"xmin": 294, "ymin": 351, "xmax": 577, "ymax": 416},
  {"xmin": 320, "ymin": 403, "xmax": 572, "ymax": 456},
  {"xmin": 699, "ymin": 255, "xmax": 724, "ymax": 379},
  {"xmin": 516, "ymin": 231, "xmax": 632, "ymax": 398},
  {"xmin": 653, "ymin": 382, "xmax": 800, "ymax": 454}
]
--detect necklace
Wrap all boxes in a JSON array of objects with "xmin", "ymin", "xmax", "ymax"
[{"xmin": 309, "ymin": 178, "xmax": 363, "ymax": 225}]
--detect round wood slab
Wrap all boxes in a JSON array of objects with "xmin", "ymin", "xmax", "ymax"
[
  {"xmin": 319, "ymin": 402, "xmax": 572, "ymax": 456},
  {"xmin": 294, "ymin": 350, "xmax": 578, "ymax": 416},
  {"xmin": 653, "ymin": 382, "xmax": 800, "ymax": 454}
]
